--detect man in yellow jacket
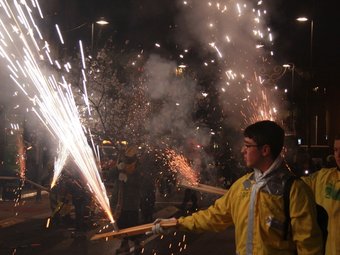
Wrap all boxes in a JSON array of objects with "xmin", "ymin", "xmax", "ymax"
[
  {"xmin": 153, "ymin": 120, "xmax": 323, "ymax": 255},
  {"xmin": 302, "ymin": 135, "xmax": 340, "ymax": 255}
]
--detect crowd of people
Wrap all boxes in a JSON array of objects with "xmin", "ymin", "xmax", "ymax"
[
  {"xmin": 47, "ymin": 120, "xmax": 339, "ymax": 254},
  {"xmin": 152, "ymin": 121, "xmax": 339, "ymax": 255}
]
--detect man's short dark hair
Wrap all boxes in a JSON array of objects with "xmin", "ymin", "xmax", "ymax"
[{"xmin": 244, "ymin": 120, "xmax": 284, "ymax": 159}]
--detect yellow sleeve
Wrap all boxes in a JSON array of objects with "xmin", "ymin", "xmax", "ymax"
[
  {"xmin": 301, "ymin": 171, "xmax": 319, "ymax": 193},
  {"xmin": 178, "ymin": 189, "xmax": 233, "ymax": 233},
  {"xmin": 290, "ymin": 179, "xmax": 323, "ymax": 255}
]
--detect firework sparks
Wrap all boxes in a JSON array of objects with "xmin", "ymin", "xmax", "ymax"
[
  {"xmin": 16, "ymin": 131, "xmax": 26, "ymax": 179},
  {"xmin": 51, "ymin": 143, "xmax": 69, "ymax": 188},
  {"xmin": 55, "ymin": 24, "xmax": 64, "ymax": 45},
  {"xmin": 165, "ymin": 149, "xmax": 199, "ymax": 185},
  {"xmin": 178, "ymin": 0, "xmax": 282, "ymax": 127},
  {"xmin": 0, "ymin": 0, "xmax": 113, "ymax": 222}
]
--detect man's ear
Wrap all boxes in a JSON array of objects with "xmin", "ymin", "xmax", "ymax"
[{"xmin": 261, "ymin": 144, "xmax": 271, "ymax": 157}]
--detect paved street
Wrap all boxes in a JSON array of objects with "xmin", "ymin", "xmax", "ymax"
[{"xmin": 0, "ymin": 189, "xmax": 235, "ymax": 255}]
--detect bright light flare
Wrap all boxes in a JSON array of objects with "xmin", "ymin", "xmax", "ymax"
[
  {"xmin": 51, "ymin": 144, "xmax": 69, "ymax": 188},
  {"xmin": 296, "ymin": 17, "xmax": 308, "ymax": 22},
  {"xmin": 0, "ymin": 0, "xmax": 113, "ymax": 223}
]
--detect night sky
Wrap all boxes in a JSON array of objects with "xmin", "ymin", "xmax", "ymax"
[
  {"xmin": 269, "ymin": 0, "xmax": 339, "ymax": 87},
  {"xmin": 0, "ymin": 0, "xmax": 338, "ymax": 157},
  {"xmin": 46, "ymin": 0, "xmax": 339, "ymax": 89}
]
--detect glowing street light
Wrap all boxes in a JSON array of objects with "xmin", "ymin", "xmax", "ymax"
[
  {"xmin": 91, "ymin": 17, "xmax": 109, "ymax": 51},
  {"xmin": 96, "ymin": 17, "xmax": 109, "ymax": 25},
  {"xmin": 296, "ymin": 17, "xmax": 308, "ymax": 22},
  {"xmin": 296, "ymin": 16, "xmax": 314, "ymax": 69},
  {"xmin": 283, "ymin": 63, "xmax": 295, "ymax": 91}
]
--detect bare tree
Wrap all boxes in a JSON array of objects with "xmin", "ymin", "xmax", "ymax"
[{"xmin": 67, "ymin": 39, "xmax": 150, "ymax": 145}]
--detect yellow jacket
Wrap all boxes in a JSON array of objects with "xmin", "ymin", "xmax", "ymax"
[
  {"xmin": 302, "ymin": 168, "xmax": 340, "ymax": 255},
  {"xmin": 179, "ymin": 165, "xmax": 323, "ymax": 255}
]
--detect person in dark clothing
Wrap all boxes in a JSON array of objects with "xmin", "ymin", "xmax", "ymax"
[
  {"xmin": 109, "ymin": 146, "xmax": 141, "ymax": 253},
  {"xmin": 139, "ymin": 152, "xmax": 157, "ymax": 224},
  {"xmin": 50, "ymin": 164, "xmax": 91, "ymax": 231},
  {"xmin": 69, "ymin": 177, "xmax": 90, "ymax": 231},
  {"xmin": 140, "ymin": 175, "xmax": 156, "ymax": 223},
  {"xmin": 180, "ymin": 188, "xmax": 198, "ymax": 212}
]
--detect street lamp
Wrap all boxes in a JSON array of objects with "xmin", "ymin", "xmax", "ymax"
[
  {"xmin": 296, "ymin": 17, "xmax": 314, "ymax": 69},
  {"xmin": 283, "ymin": 63, "xmax": 295, "ymax": 93},
  {"xmin": 283, "ymin": 63, "xmax": 296, "ymax": 133},
  {"xmin": 96, "ymin": 18, "xmax": 109, "ymax": 26},
  {"xmin": 296, "ymin": 16, "xmax": 317, "ymax": 146},
  {"xmin": 91, "ymin": 17, "xmax": 109, "ymax": 52},
  {"xmin": 283, "ymin": 64, "xmax": 295, "ymax": 92}
]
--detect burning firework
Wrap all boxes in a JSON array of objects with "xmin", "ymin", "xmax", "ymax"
[
  {"xmin": 0, "ymin": 0, "xmax": 113, "ymax": 222},
  {"xmin": 165, "ymin": 149, "xmax": 199, "ymax": 185},
  {"xmin": 16, "ymin": 130, "xmax": 26, "ymax": 179},
  {"xmin": 50, "ymin": 143, "xmax": 69, "ymax": 188}
]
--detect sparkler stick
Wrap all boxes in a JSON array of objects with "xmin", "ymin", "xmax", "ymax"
[
  {"xmin": 91, "ymin": 218, "xmax": 178, "ymax": 240},
  {"xmin": 0, "ymin": 176, "xmax": 49, "ymax": 192},
  {"xmin": 179, "ymin": 182, "xmax": 227, "ymax": 196}
]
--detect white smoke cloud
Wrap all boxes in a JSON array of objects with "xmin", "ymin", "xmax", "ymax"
[{"xmin": 143, "ymin": 54, "xmax": 208, "ymax": 144}]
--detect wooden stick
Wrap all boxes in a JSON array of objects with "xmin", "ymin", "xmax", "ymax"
[
  {"xmin": 0, "ymin": 176, "xmax": 50, "ymax": 192},
  {"xmin": 91, "ymin": 219, "xmax": 178, "ymax": 241},
  {"xmin": 197, "ymin": 183, "xmax": 228, "ymax": 195},
  {"xmin": 179, "ymin": 182, "xmax": 227, "ymax": 196}
]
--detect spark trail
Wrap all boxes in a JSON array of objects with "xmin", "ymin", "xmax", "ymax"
[
  {"xmin": 0, "ymin": 0, "xmax": 113, "ymax": 222},
  {"xmin": 165, "ymin": 149, "xmax": 199, "ymax": 185}
]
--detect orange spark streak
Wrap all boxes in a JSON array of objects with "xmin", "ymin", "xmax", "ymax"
[{"xmin": 165, "ymin": 149, "xmax": 199, "ymax": 185}]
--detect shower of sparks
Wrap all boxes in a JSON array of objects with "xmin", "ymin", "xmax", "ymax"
[
  {"xmin": 0, "ymin": 0, "xmax": 113, "ymax": 222},
  {"xmin": 16, "ymin": 131, "xmax": 26, "ymax": 179},
  {"xmin": 165, "ymin": 149, "xmax": 199, "ymax": 185},
  {"xmin": 14, "ymin": 130, "xmax": 26, "ymax": 210},
  {"xmin": 249, "ymin": 89, "xmax": 277, "ymax": 122},
  {"xmin": 239, "ymin": 88, "xmax": 277, "ymax": 125},
  {"xmin": 179, "ymin": 1, "xmax": 281, "ymax": 127},
  {"xmin": 51, "ymin": 143, "xmax": 69, "ymax": 188}
]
